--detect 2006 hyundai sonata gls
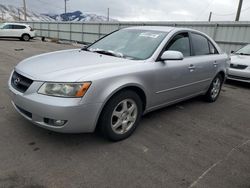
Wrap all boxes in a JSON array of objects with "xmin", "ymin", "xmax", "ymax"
[{"xmin": 9, "ymin": 26, "xmax": 229, "ymax": 141}]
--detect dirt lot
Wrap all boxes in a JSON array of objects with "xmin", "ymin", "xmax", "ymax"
[{"xmin": 0, "ymin": 39, "xmax": 250, "ymax": 188}]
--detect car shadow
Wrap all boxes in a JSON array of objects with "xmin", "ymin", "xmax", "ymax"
[
  {"xmin": 225, "ymin": 80, "xmax": 250, "ymax": 89},
  {"xmin": 0, "ymin": 38, "xmax": 36, "ymax": 42}
]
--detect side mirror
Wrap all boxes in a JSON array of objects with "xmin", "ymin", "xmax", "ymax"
[
  {"xmin": 160, "ymin": 50, "xmax": 184, "ymax": 61},
  {"xmin": 231, "ymin": 50, "xmax": 234, "ymax": 54}
]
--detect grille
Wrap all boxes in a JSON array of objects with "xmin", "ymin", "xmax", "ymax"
[
  {"xmin": 230, "ymin": 64, "xmax": 248, "ymax": 70},
  {"xmin": 11, "ymin": 71, "xmax": 33, "ymax": 93},
  {"xmin": 228, "ymin": 75, "xmax": 250, "ymax": 81}
]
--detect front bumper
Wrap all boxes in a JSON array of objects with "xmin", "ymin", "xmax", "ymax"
[
  {"xmin": 8, "ymin": 81, "xmax": 103, "ymax": 133},
  {"xmin": 227, "ymin": 68, "xmax": 250, "ymax": 83}
]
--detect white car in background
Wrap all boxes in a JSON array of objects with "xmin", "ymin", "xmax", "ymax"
[
  {"xmin": 228, "ymin": 44, "xmax": 250, "ymax": 83},
  {"xmin": 0, "ymin": 23, "xmax": 35, "ymax": 41}
]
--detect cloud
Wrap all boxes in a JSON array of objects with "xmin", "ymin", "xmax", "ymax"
[{"xmin": 1, "ymin": 0, "xmax": 250, "ymax": 21}]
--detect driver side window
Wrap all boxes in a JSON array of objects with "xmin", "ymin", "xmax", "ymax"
[
  {"xmin": 3, "ymin": 25, "xmax": 12, "ymax": 29},
  {"xmin": 166, "ymin": 33, "xmax": 191, "ymax": 57}
]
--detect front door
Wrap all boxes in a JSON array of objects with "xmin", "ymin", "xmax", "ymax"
[
  {"xmin": 154, "ymin": 32, "xmax": 201, "ymax": 105},
  {"xmin": 0, "ymin": 24, "xmax": 14, "ymax": 37}
]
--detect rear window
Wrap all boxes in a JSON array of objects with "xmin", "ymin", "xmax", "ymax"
[
  {"xmin": 2, "ymin": 25, "xmax": 26, "ymax": 29},
  {"xmin": 208, "ymin": 41, "xmax": 219, "ymax": 54},
  {"xmin": 13, "ymin": 25, "xmax": 26, "ymax": 29},
  {"xmin": 191, "ymin": 33, "xmax": 210, "ymax": 56}
]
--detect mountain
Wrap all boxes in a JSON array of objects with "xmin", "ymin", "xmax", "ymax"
[
  {"xmin": 0, "ymin": 4, "xmax": 115, "ymax": 22},
  {"xmin": 0, "ymin": 4, "xmax": 54, "ymax": 21},
  {"xmin": 43, "ymin": 11, "xmax": 115, "ymax": 22}
]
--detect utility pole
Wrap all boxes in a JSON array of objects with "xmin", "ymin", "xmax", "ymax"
[
  {"xmin": 64, "ymin": 0, "xmax": 69, "ymax": 14},
  {"xmin": 107, "ymin": 8, "xmax": 109, "ymax": 22},
  {"xmin": 235, "ymin": 0, "xmax": 243, "ymax": 21},
  {"xmin": 18, "ymin": 9, "xmax": 21, "ymax": 21},
  {"xmin": 23, "ymin": 0, "xmax": 27, "ymax": 21},
  {"xmin": 1, "ymin": 11, "xmax": 4, "ymax": 21},
  {"xmin": 208, "ymin": 11, "xmax": 212, "ymax": 22}
]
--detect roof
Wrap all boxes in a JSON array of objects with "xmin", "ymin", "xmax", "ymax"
[
  {"xmin": 124, "ymin": 26, "xmax": 205, "ymax": 34},
  {"xmin": 3, "ymin": 23, "xmax": 29, "ymax": 26},
  {"xmin": 125, "ymin": 26, "xmax": 175, "ymax": 33}
]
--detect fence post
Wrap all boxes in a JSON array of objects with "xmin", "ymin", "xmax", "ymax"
[
  {"xmin": 57, "ymin": 22, "xmax": 59, "ymax": 39},
  {"xmin": 48, "ymin": 22, "xmax": 50, "ymax": 38},
  {"xmin": 213, "ymin": 24, "xmax": 219, "ymax": 40},
  {"xmin": 40, "ymin": 22, "xmax": 42, "ymax": 37},
  {"xmin": 98, "ymin": 23, "xmax": 101, "ymax": 39},
  {"xmin": 69, "ymin": 23, "xmax": 72, "ymax": 41},
  {"xmin": 82, "ymin": 23, "xmax": 84, "ymax": 43}
]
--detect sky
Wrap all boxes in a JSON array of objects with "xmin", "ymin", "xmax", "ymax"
[{"xmin": 1, "ymin": 0, "xmax": 250, "ymax": 21}]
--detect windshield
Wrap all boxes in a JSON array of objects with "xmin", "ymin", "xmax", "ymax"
[
  {"xmin": 235, "ymin": 44, "xmax": 250, "ymax": 55},
  {"xmin": 88, "ymin": 29, "xmax": 168, "ymax": 60},
  {"xmin": 0, "ymin": 24, "xmax": 4, "ymax": 29}
]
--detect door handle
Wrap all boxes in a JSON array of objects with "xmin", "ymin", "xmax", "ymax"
[
  {"xmin": 213, "ymin": 61, "xmax": 218, "ymax": 67},
  {"xmin": 188, "ymin": 64, "xmax": 196, "ymax": 72}
]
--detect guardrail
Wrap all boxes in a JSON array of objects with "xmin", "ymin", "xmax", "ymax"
[{"xmin": 10, "ymin": 21, "xmax": 250, "ymax": 53}]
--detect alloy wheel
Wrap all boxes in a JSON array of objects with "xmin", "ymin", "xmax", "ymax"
[
  {"xmin": 111, "ymin": 99, "xmax": 138, "ymax": 135},
  {"xmin": 211, "ymin": 77, "xmax": 221, "ymax": 99}
]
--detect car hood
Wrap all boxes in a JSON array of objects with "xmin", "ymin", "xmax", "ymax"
[
  {"xmin": 15, "ymin": 49, "xmax": 141, "ymax": 82},
  {"xmin": 231, "ymin": 54, "xmax": 250, "ymax": 66}
]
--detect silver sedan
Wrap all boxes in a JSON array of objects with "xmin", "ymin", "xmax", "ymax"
[
  {"xmin": 228, "ymin": 44, "xmax": 250, "ymax": 83},
  {"xmin": 8, "ymin": 26, "xmax": 229, "ymax": 141}
]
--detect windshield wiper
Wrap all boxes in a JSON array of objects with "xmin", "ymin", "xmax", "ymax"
[
  {"xmin": 235, "ymin": 52, "xmax": 250, "ymax": 56},
  {"xmin": 81, "ymin": 45, "xmax": 90, "ymax": 51},
  {"xmin": 89, "ymin": 48, "xmax": 124, "ymax": 58}
]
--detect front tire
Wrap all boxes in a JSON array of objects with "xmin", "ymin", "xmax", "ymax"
[
  {"xmin": 98, "ymin": 90, "xmax": 143, "ymax": 141},
  {"xmin": 204, "ymin": 74, "xmax": 223, "ymax": 102}
]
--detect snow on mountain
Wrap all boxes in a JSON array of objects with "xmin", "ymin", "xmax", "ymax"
[{"xmin": 0, "ymin": 4, "xmax": 115, "ymax": 22}]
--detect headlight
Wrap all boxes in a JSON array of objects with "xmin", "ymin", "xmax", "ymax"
[{"xmin": 38, "ymin": 82, "xmax": 91, "ymax": 98}]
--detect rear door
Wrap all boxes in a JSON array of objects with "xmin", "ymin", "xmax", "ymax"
[
  {"xmin": 189, "ymin": 32, "xmax": 220, "ymax": 91},
  {"xmin": 12, "ymin": 25, "xmax": 27, "ymax": 37}
]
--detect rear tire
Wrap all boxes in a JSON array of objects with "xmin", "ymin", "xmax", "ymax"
[
  {"xmin": 98, "ymin": 90, "xmax": 143, "ymax": 141},
  {"xmin": 21, "ymin": 34, "xmax": 30, "ymax": 41},
  {"xmin": 204, "ymin": 74, "xmax": 223, "ymax": 102}
]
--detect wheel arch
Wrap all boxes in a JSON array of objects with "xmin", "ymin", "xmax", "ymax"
[
  {"xmin": 21, "ymin": 33, "xmax": 30, "ymax": 36},
  {"xmin": 94, "ymin": 84, "xmax": 147, "ymax": 131},
  {"xmin": 217, "ymin": 70, "xmax": 226, "ymax": 82}
]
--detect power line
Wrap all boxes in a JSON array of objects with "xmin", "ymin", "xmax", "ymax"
[{"xmin": 195, "ymin": 0, "xmax": 215, "ymax": 20}]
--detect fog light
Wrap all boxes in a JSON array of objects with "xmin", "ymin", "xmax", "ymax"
[
  {"xmin": 44, "ymin": 118, "xmax": 67, "ymax": 127},
  {"xmin": 54, "ymin": 120, "xmax": 66, "ymax": 126}
]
